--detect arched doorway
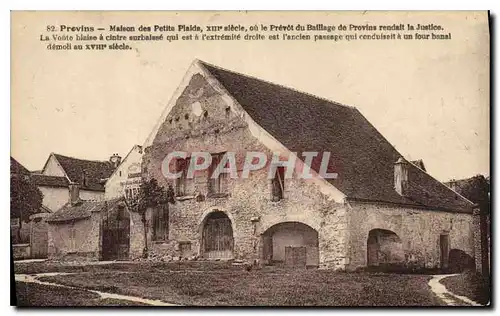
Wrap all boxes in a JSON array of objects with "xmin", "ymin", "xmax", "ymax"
[
  {"xmin": 261, "ymin": 222, "xmax": 319, "ymax": 268},
  {"xmin": 366, "ymin": 229, "xmax": 403, "ymax": 267},
  {"xmin": 101, "ymin": 202, "xmax": 130, "ymax": 261},
  {"xmin": 201, "ymin": 211, "xmax": 234, "ymax": 260}
]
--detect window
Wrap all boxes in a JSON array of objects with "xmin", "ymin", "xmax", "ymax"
[
  {"xmin": 208, "ymin": 152, "xmax": 227, "ymax": 195},
  {"xmin": 152, "ymin": 205, "xmax": 169, "ymax": 241},
  {"xmin": 179, "ymin": 241, "xmax": 192, "ymax": 256},
  {"xmin": 175, "ymin": 157, "xmax": 189, "ymax": 196},
  {"xmin": 125, "ymin": 186, "xmax": 139, "ymax": 200},
  {"xmin": 271, "ymin": 166, "xmax": 285, "ymax": 201}
]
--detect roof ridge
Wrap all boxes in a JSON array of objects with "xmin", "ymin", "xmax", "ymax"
[
  {"xmin": 53, "ymin": 153, "xmax": 111, "ymax": 164},
  {"xmin": 198, "ymin": 59, "xmax": 358, "ymax": 112}
]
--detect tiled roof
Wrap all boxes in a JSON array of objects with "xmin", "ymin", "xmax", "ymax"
[
  {"xmin": 201, "ymin": 62, "xmax": 473, "ymax": 213},
  {"xmin": 10, "ymin": 157, "xmax": 30, "ymax": 175},
  {"xmin": 52, "ymin": 154, "xmax": 116, "ymax": 192},
  {"xmin": 31, "ymin": 174, "xmax": 69, "ymax": 187},
  {"xmin": 46, "ymin": 197, "xmax": 124, "ymax": 223},
  {"xmin": 410, "ymin": 159, "xmax": 426, "ymax": 172}
]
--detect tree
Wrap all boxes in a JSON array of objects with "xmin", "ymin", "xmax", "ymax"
[
  {"xmin": 10, "ymin": 174, "xmax": 43, "ymax": 243},
  {"xmin": 457, "ymin": 175, "xmax": 490, "ymax": 216},
  {"xmin": 126, "ymin": 178, "xmax": 175, "ymax": 257}
]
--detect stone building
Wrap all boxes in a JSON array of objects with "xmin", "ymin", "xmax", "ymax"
[
  {"xmin": 41, "ymin": 152, "xmax": 138, "ymax": 261},
  {"xmin": 46, "ymin": 184, "xmax": 143, "ymax": 261},
  {"xmin": 136, "ymin": 59, "xmax": 478, "ymax": 270}
]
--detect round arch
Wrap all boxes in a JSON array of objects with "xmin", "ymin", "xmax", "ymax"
[
  {"xmin": 197, "ymin": 207, "xmax": 236, "ymax": 230},
  {"xmin": 261, "ymin": 221, "xmax": 319, "ymax": 268},
  {"xmin": 198, "ymin": 208, "xmax": 235, "ymax": 260},
  {"xmin": 366, "ymin": 228, "xmax": 404, "ymax": 267},
  {"xmin": 259, "ymin": 212, "xmax": 321, "ymax": 235}
]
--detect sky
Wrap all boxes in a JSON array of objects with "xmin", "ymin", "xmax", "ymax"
[{"xmin": 11, "ymin": 11, "xmax": 489, "ymax": 181}]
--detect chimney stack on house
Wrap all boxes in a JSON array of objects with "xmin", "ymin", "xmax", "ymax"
[
  {"xmin": 394, "ymin": 157, "xmax": 409, "ymax": 196},
  {"xmin": 68, "ymin": 183, "xmax": 81, "ymax": 205},
  {"xmin": 447, "ymin": 179, "xmax": 458, "ymax": 191},
  {"xmin": 109, "ymin": 153, "xmax": 122, "ymax": 169}
]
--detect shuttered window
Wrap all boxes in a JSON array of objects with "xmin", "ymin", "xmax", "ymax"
[
  {"xmin": 208, "ymin": 153, "xmax": 227, "ymax": 194},
  {"xmin": 152, "ymin": 205, "xmax": 169, "ymax": 241}
]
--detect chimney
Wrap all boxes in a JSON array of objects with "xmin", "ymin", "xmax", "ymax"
[
  {"xmin": 109, "ymin": 153, "xmax": 122, "ymax": 168},
  {"xmin": 68, "ymin": 183, "xmax": 80, "ymax": 205},
  {"xmin": 447, "ymin": 179, "xmax": 457, "ymax": 191},
  {"xmin": 394, "ymin": 157, "xmax": 409, "ymax": 196}
]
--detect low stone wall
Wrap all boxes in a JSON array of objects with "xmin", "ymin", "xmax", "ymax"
[{"xmin": 12, "ymin": 244, "xmax": 31, "ymax": 260}]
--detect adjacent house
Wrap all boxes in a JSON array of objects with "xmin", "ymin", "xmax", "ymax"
[
  {"xmin": 105, "ymin": 145, "xmax": 143, "ymax": 200},
  {"xmin": 33, "ymin": 153, "xmax": 119, "ymax": 212},
  {"xmin": 132, "ymin": 59, "xmax": 481, "ymax": 271},
  {"xmin": 45, "ymin": 150, "xmax": 145, "ymax": 261},
  {"xmin": 45, "ymin": 184, "xmax": 143, "ymax": 261}
]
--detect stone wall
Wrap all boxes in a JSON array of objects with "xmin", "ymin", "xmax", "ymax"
[
  {"xmin": 11, "ymin": 220, "xmax": 30, "ymax": 244},
  {"xmin": 12, "ymin": 244, "xmax": 30, "ymax": 260},
  {"xmin": 346, "ymin": 201, "xmax": 474, "ymax": 270},
  {"xmin": 39, "ymin": 186, "xmax": 69, "ymax": 212},
  {"xmin": 30, "ymin": 213, "xmax": 50, "ymax": 259},
  {"xmin": 48, "ymin": 214, "xmax": 101, "ymax": 261},
  {"xmin": 129, "ymin": 210, "xmax": 145, "ymax": 259}
]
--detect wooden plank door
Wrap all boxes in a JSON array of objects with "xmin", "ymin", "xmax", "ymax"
[
  {"xmin": 440, "ymin": 234, "xmax": 450, "ymax": 269},
  {"xmin": 285, "ymin": 246, "xmax": 307, "ymax": 268}
]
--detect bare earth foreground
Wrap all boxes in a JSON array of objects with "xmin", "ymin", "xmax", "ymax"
[{"xmin": 13, "ymin": 261, "xmax": 474, "ymax": 307}]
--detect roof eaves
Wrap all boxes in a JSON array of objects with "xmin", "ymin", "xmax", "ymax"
[{"xmin": 346, "ymin": 196, "xmax": 472, "ymax": 214}]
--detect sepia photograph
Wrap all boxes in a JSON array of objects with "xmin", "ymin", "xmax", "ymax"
[{"xmin": 10, "ymin": 10, "xmax": 490, "ymax": 307}]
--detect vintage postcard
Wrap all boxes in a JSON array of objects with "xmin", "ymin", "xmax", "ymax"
[{"xmin": 11, "ymin": 11, "xmax": 490, "ymax": 307}]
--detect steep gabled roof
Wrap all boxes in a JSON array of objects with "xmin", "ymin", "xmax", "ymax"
[
  {"xmin": 49, "ymin": 154, "xmax": 116, "ymax": 192},
  {"xmin": 106, "ymin": 145, "xmax": 143, "ymax": 182},
  {"xmin": 199, "ymin": 61, "xmax": 473, "ymax": 213},
  {"xmin": 46, "ymin": 197, "xmax": 124, "ymax": 223},
  {"xmin": 10, "ymin": 157, "xmax": 30, "ymax": 175},
  {"xmin": 31, "ymin": 174, "xmax": 69, "ymax": 188},
  {"xmin": 410, "ymin": 159, "xmax": 427, "ymax": 172}
]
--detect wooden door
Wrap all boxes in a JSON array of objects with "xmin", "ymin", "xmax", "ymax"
[
  {"xmin": 203, "ymin": 213, "xmax": 233, "ymax": 259},
  {"xmin": 102, "ymin": 205, "xmax": 130, "ymax": 261},
  {"xmin": 285, "ymin": 246, "xmax": 307, "ymax": 268},
  {"xmin": 440, "ymin": 234, "xmax": 450, "ymax": 269}
]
